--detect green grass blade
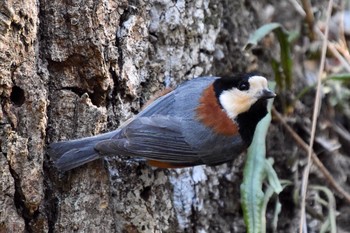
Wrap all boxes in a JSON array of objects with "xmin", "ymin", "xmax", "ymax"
[
  {"xmin": 244, "ymin": 22, "xmax": 294, "ymax": 99},
  {"xmin": 328, "ymin": 73, "xmax": 350, "ymax": 81},
  {"xmin": 275, "ymin": 28, "xmax": 293, "ymax": 89},
  {"xmin": 243, "ymin": 23, "xmax": 282, "ymax": 50}
]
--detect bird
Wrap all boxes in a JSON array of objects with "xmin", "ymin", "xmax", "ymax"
[{"xmin": 48, "ymin": 72, "xmax": 276, "ymax": 172}]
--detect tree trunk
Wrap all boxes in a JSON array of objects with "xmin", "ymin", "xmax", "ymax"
[{"xmin": 1, "ymin": 0, "xmax": 263, "ymax": 232}]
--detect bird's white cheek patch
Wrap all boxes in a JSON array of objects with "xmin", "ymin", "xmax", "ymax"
[
  {"xmin": 219, "ymin": 90, "xmax": 257, "ymax": 119},
  {"xmin": 219, "ymin": 76, "xmax": 268, "ymax": 119}
]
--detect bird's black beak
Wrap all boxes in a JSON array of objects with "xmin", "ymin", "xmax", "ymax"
[{"xmin": 258, "ymin": 89, "xmax": 276, "ymax": 100}]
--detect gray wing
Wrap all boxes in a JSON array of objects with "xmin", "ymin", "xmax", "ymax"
[
  {"xmin": 138, "ymin": 76, "xmax": 217, "ymax": 117},
  {"xmin": 95, "ymin": 116, "xmax": 201, "ymax": 164},
  {"xmin": 95, "ymin": 76, "xmax": 240, "ymax": 165}
]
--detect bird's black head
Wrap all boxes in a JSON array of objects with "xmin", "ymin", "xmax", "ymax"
[
  {"xmin": 213, "ymin": 72, "xmax": 261, "ymax": 100},
  {"xmin": 212, "ymin": 72, "xmax": 275, "ymax": 145}
]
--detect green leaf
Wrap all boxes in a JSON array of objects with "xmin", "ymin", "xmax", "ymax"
[
  {"xmin": 264, "ymin": 159, "xmax": 283, "ymax": 194},
  {"xmin": 271, "ymin": 59, "xmax": 283, "ymax": 90},
  {"xmin": 243, "ymin": 23, "xmax": 282, "ymax": 50},
  {"xmin": 328, "ymin": 73, "xmax": 350, "ymax": 81},
  {"xmin": 241, "ymin": 83, "xmax": 279, "ymax": 233},
  {"xmin": 260, "ymin": 184, "xmax": 282, "ymax": 233},
  {"xmin": 244, "ymin": 23, "xmax": 294, "ymax": 92},
  {"xmin": 295, "ymin": 73, "xmax": 350, "ymax": 101},
  {"xmin": 261, "ymin": 186, "xmax": 274, "ymax": 233},
  {"xmin": 272, "ymin": 197, "xmax": 282, "ymax": 231},
  {"xmin": 275, "ymin": 28, "xmax": 293, "ymax": 89},
  {"xmin": 310, "ymin": 186, "xmax": 337, "ymax": 233}
]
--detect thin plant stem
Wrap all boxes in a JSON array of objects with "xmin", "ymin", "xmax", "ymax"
[{"xmin": 299, "ymin": 1, "xmax": 333, "ymax": 232}]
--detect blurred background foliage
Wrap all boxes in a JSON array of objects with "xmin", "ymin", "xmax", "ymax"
[{"xmin": 242, "ymin": 0, "xmax": 350, "ymax": 232}]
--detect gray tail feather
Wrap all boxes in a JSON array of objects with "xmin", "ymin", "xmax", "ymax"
[{"xmin": 47, "ymin": 131, "xmax": 116, "ymax": 172}]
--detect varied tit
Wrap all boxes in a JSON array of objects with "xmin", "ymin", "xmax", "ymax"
[{"xmin": 48, "ymin": 72, "xmax": 276, "ymax": 172}]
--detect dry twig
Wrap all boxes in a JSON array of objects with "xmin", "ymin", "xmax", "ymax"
[
  {"xmin": 272, "ymin": 108, "xmax": 350, "ymax": 205},
  {"xmin": 291, "ymin": 0, "xmax": 350, "ymax": 72},
  {"xmin": 299, "ymin": 1, "xmax": 333, "ymax": 232},
  {"xmin": 315, "ymin": 28, "xmax": 350, "ymax": 72},
  {"xmin": 301, "ymin": 0, "xmax": 315, "ymax": 40}
]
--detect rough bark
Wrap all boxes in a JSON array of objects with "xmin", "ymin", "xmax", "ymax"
[{"xmin": 1, "ymin": 0, "xmax": 261, "ymax": 232}]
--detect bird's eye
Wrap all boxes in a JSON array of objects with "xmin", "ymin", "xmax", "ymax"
[{"xmin": 238, "ymin": 81, "xmax": 249, "ymax": 91}]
